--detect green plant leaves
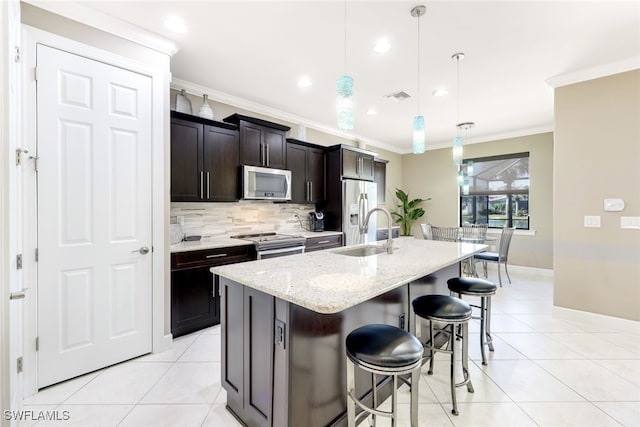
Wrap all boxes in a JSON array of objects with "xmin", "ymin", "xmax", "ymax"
[{"xmin": 391, "ymin": 188, "xmax": 430, "ymax": 236}]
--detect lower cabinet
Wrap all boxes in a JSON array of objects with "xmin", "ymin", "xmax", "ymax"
[
  {"xmin": 221, "ymin": 282, "xmax": 274, "ymax": 427},
  {"xmin": 170, "ymin": 245, "xmax": 255, "ymax": 338},
  {"xmin": 304, "ymin": 233, "xmax": 343, "ymax": 252}
]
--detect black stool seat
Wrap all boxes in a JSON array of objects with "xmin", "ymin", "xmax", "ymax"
[
  {"xmin": 413, "ymin": 294, "xmax": 472, "ymax": 322},
  {"xmin": 346, "ymin": 324, "xmax": 423, "ymax": 368},
  {"xmin": 448, "ymin": 277, "xmax": 497, "ymax": 296}
]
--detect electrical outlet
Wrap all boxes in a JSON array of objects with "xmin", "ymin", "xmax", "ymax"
[{"xmin": 584, "ymin": 215, "xmax": 601, "ymax": 228}]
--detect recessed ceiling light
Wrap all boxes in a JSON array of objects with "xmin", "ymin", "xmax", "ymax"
[
  {"xmin": 164, "ymin": 16, "xmax": 188, "ymax": 34},
  {"xmin": 366, "ymin": 108, "xmax": 377, "ymax": 116},
  {"xmin": 372, "ymin": 39, "xmax": 391, "ymax": 54},
  {"xmin": 432, "ymin": 88, "xmax": 449, "ymax": 97},
  {"xmin": 297, "ymin": 76, "xmax": 312, "ymax": 88}
]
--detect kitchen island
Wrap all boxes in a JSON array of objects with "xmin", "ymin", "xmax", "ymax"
[{"xmin": 213, "ymin": 237, "xmax": 486, "ymax": 427}]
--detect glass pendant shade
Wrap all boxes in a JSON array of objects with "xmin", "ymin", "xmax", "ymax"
[
  {"xmin": 457, "ymin": 170, "xmax": 464, "ymax": 187},
  {"xmin": 412, "ymin": 115, "xmax": 425, "ymax": 154},
  {"xmin": 467, "ymin": 160, "xmax": 474, "ymax": 176},
  {"xmin": 452, "ymin": 136, "xmax": 464, "ymax": 165},
  {"xmin": 336, "ymin": 75, "xmax": 354, "ymax": 131}
]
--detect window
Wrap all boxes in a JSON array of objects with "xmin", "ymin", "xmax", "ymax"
[{"xmin": 460, "ymin": 152, "xmax": 530, "ymax": 230}]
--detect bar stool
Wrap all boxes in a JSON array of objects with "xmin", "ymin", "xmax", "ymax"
[
  {"xmin": 412, "ymin": 294, "xmax": 473, "ymax": 415},
  {"xmin": 346, "ymin": 324, "xmax": 424, "ymax": 427},
  {"xmin": 447, "ymin": 277, "xmax": 497, "ymax": 365}
]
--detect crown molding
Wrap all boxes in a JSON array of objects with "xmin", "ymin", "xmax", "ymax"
[
  {"xmin": 546, "ymin": 56, "xmax": 640, "ymax": 88},
  {"xmin": 170, "ymin": 77, "xmax": 400, "ymax": 154},
  {"xmin": 23, "ymin": 0, "xmax": 179, "ymax": 56}
]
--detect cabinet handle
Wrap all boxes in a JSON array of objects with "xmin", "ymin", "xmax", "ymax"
[
  {"xmin": 266, "ymin": 143, "xmax": 270, "ymax": 166},
  {"xmin": 317, "ymin": 240, "xmax": 330, "ymax": 244},
  {"xmin": 206, "ymin": 253, "xmax": 228, "ymax": 259},
  {"xmin": 200, "ymin": 171, "xmax": 204, "ymax": 199},
  {"xmin": 309, "ymin": 182, "xmax": 313, "ymax": 201},
  {"xmin": 207, "ymin": 171, "xmax": 211, "ymax": 199},
  {"xmin": 355, "ymin": 156, "xmax": 359, "ymax": 175}
]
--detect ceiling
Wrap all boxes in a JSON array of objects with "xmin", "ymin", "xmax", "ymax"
[{"xmin": 52, "ymin": 1, "xmax": 640, "ymax": 153}]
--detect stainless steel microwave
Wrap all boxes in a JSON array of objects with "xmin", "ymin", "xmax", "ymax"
[{"xmin": 242, "ymin": 165, "xmax": 292, "ymax": 201}]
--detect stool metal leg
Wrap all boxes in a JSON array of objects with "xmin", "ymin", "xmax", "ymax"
[
  {"xmin": 480, "ymin": 296, "xmax": 487, "ymax": 365},
  {"xmin": 391, "ymin": 374, "xmax": 397, "ymax": 427},
  {"xmin": 410, "ymin": 368, "xmax": 419, "ymax": 427},
  {"xmin": 371, "ymin": 373, "xmax": 377, "ymax": 427},
  {"xmin": 486, "ymin": 296, "xmax": 495, "ymax": 352},
  {"xmin": 347, "ymin": 358, "xmax": 356, "ymax": 427},
  {"xmin": 428, "ymin": 320, "xmax": 435, "ymax": 375},
  {"xmin": 461, "ymin": 322, "xmax": 474, "ymax": 393},
  {"xmin": 449, "ymin": 323, "xmax": 458, "ymax": 415}
]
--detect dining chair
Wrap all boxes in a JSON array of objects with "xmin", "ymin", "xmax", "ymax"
[
  {"xmin": 461, "ymin": 223, "xmax": 488, "ymax": 241},
  {"xmin": 431, "ymin": 226, "xmax": 460, "ymax": 242},
  {"xmin": 473, "ymin": 227, "xmax": 515, "ymax": 286},
  {"xmin": 420, "ymin": 223, "xmax": 433, "ymax": 240}
]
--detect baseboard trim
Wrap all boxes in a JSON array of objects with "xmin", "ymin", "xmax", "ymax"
[{"xmin": 553, "ymin": 306, "xmax": 640, "ymax": 334}]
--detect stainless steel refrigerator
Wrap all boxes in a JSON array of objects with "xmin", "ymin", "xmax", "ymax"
[{"xmin": 342, "ymin": 179, "xmax": 377, "ymax": 246}]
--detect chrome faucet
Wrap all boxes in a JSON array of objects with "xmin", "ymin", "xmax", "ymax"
[{"xmin": 362, "ymin": 207, "xmax": 394, "ymax": 254}]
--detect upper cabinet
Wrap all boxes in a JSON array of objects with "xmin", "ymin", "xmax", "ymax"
[
  {"xmin": 327, "ymin": 145, "xmax": 376, "ymax": 182},
  {"xmin": 224, "ymin": 114, "xmax": 290, "ymax": 169},
  {"xmin": 374, "ymin": 158, "xmax": 388, "ymax": 203},
  {"xmin": 286, "ymin": 139, "xmax": 325, "ymax": 203},
  {"xmin": 171, "ymin": 111, "xmax": 240, "ymax": 202}
]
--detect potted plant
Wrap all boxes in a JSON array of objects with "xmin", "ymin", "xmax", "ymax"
[{"xmin": 391, "ymin": 188, "xmax": 430, "ymax": 236}]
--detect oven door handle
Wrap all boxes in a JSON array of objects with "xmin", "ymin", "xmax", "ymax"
[{"xmin": 257, "ymin": 246, "xmax": 305, "ymax": 259}]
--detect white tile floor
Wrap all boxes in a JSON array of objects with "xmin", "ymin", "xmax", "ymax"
[{"xmin": 21, "ymin": 265, "xmax": 640, "ymax": 426}]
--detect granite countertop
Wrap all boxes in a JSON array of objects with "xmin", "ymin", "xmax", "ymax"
[
  {"xmin": 170, "ymin": 230, "xmax": 343, "ymax": 253},
  {"xmin": 213, "ymin": 237, "xmax": 486, "ymax": 314}
]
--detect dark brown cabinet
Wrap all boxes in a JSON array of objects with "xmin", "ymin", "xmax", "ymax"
[
  {"xmin": 286, "ymin": 139, "xmax": 325, "ymax": 203},
  {"xmin": 374, "ymin": 158, "xmax": 388, "ymax": 203},
  {"xmin": 221, "ymin": 282, "xmax": 274, "ymax": 427},
  {"xmin": 171, "ymin": 111, "xmax": 239, "ymax": 202},
  {"xmin": 224, "ymin": 114, "xmax": 290, "ymax": 169},
  {"xmin": 170, "ymin": 245, "xmax": 255, "ymax": 337},
  {"xmin": 304, "ymin": 233, "xmax": 343, "ymax": 252},
  {"xmin": 326, "ymin": 145, "xmax": 375, "ymax": 182}
]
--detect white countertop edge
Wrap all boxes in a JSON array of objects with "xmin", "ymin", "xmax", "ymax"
[{"xmin": 213, "ymin": 239, "xmax": 487, "ymax": 314}]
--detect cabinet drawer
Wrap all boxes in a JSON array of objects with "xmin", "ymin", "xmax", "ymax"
[
  {"xmin": 171, "ymin": 245, "xmax": 255, "ymax": 269},
  {"xmin": 305, "ymin": 234, "xmax": 343, "ymax": 252}
]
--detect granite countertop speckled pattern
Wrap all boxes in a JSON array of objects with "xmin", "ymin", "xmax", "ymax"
[
  {"xmin": 213, "ymin": 237, "xmax": 486, "ymax": 314},
  {"xmin": 169, "ymin": 231, "xmax": 343, "ymax": 253}
]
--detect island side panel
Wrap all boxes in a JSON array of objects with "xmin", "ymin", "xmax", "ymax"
[
  {"xmin": 220, "ymin": 278, "xmax": 274, "ymax": 427},
  {"xmin": 288, "ymin": 285, "xmax": 408, "ymax": 427}
]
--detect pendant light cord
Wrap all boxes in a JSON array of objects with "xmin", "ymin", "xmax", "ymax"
[
  {"xmin": 417, "ymin": 10, "xmax": 421, "ymax": 115},
  {"xmin": 344, "ymin": 0, "xmax": 347, "ymax": 75}
]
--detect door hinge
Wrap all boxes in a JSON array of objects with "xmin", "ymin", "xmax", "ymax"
[
  {"xmin": 17, "ymin": 357, "xmax": 23, "ymax": 373},
  {"xmin": 16, "ymin": 148, "xmax": 28, "ymax": 165},
  {"xmin": 16, "ymin": 254, "xmax": 22, "ymax": 270},
  {"xmin": 34, "ymin": 66, "xmax": 37, "ymax": 81},
  {"xmin": 35, "ymin": 248, "xmax": 39, "ymax": 262},
  {"xmin": 15, "ymin": 46, "xmax": 21, "ymax": 63},
  {"xmin": 35, "ymin": 337, "xmax": 39, "ymax": 352}
]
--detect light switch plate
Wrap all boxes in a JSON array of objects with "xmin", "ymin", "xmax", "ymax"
[
  {"xmin": 620, "ymin": 216, "xmax": 640, "ymax": 229},
  {"xmin": 584, "ymin": 215, "xmax": 601, "ymax": 228},
  {"xmin": 604, "ymin": 198, "xmax": 625, "ymax": 212}
]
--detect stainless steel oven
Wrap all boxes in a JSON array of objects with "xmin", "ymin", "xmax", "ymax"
[{"xmin": 232, "ymin": 232, "xmax": 306, "ymax": 259}]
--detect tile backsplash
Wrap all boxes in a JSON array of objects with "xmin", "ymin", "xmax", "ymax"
[{"xmin": 170, "ymin": 201, "xmax": 317, "ymax": 237}]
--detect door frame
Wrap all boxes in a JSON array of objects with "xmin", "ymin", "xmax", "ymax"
[{"xmin": 20, "ymin": 25, "xmax": 171, "ymax": 397}]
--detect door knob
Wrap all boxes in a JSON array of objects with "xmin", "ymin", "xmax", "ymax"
[{"xmin": 133, "ymin": 246, "xmax": 150, "ymax": 254}]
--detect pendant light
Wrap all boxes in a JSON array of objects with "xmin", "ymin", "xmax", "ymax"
[
  {"xmin": 411, "ymin": 5, "xmax": 426, "ymax": 154},
  {"xmin": 337, "ymin": 0, "xmax": 354, "ymax": 131},
  {"xmin": 452, "ymin": 52, "xmax": 465, "ymax": 165},
  {"xmin": 456, "ymin": 121, "xmax": 474, "ymax": 186}
]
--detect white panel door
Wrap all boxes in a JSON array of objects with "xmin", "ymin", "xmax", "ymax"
[{"xmin": 36, "ymin": 44, "xmax": 152, "ymax": 388}]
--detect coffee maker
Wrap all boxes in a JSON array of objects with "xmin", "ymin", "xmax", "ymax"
[{"xmin": 309, "ymin": 211, "xmax": 325, "ymax": 232}]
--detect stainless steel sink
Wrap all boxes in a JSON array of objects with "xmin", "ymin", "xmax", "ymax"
[{"xmin": 334, "ymin": 245, "xmax": 387, "ymax": 257}]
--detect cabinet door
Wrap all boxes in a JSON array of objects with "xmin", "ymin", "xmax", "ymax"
[
  {"xmin": 171, "ymin": 266, "xmax": 217, "ymax": 337},
  {"xmin": 264, "ymin": 128, "xmax": 286, "ymax": 169},
  {"xmin": 341, "ymin": 149, "xmax": 360, "ymax": 179},
  {"xmin": 374, "ymin": 160, "xmax": 387, "ymax": 203},
  {"xmin": 239, "ymin": 123, "xmax": 264, "ymax": 166},
  {"xmin": 203, "ymin": 126, "xmax": 239, "ymax": 201},
  {"xmin": 287, "ymin": 143, "xmax": 308, "ymax": 203},
  {"xmin": 360, "ymin": 154, "xmax": 375, "ymax": 181},
  {"xmin": 307, "ymin": 147, "xmax": 325, "ymax": 202},
  {"xmin": 243, "ymin": 287, "xmax": 274, "ymax": 427},
  {"xmin": 171, "ymin": 118, "xmax": 203, "ymax": 201}
]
